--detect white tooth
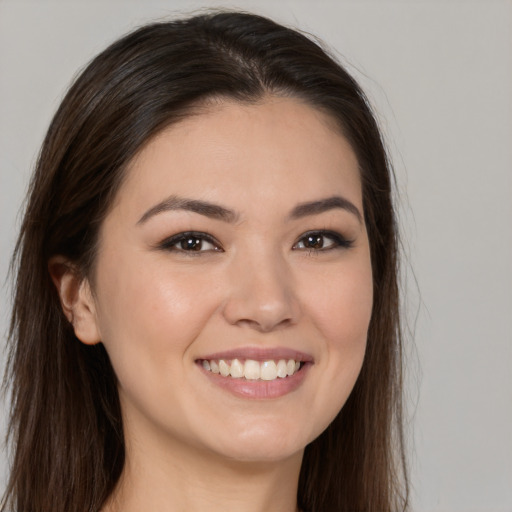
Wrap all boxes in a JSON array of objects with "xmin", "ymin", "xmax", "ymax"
[
  {"xmin": 260, "ymin": 360, "xmax": 278, "ymax": 381},
  {"xmin": 202, "ymin": 360, "xmax": 211, "ymax": 371},
  {"xmin": 219, "ymin": 359, "xmax": 230, "ymax": 377},
  {"xmin": 295, "ymin": 361, "xmax": 300, "ymax": 372},
  {"xmin": 276, "ymin": 359, "xmax": 288, "ymax": 378},
  {"xmin": 210, "ymin": 360, "xmax": 220, "ymax": 373},
  {"xmin": 230, "ymin": 359, "xmax": 243, "ymax": 378},
  {"xmin": 286, "ymin": 359, "xmax": 296, "ymax": 376},
  {"xmin": 244, "ymin": 359, "xmax": 260, "ymax": 380}
]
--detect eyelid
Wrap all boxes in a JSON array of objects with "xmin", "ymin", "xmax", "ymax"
[
  {"xmin": 157, "ymin": 231, "xmax": 223, "ymax": 253},
  {"xmin": 156, "ymin": 229, "xmax": 352, "ymax": 254},
  {"xmin": 293, "ymin": 230, "xmax": 354, "ymax": 251}
]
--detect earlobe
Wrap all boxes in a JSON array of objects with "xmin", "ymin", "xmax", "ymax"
[{"xmin": 48, "ymin": 256, "xmax": 101, "ymax": 345}]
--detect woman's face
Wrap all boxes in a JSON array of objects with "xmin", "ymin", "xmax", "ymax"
[{"xmin": 86, "ymin": 97, "xmax": 373, "ymax": 463}]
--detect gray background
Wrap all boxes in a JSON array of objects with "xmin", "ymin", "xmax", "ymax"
[{"xmin": 1, "ymin": 1, "xmax": 511, "ymax": 510}]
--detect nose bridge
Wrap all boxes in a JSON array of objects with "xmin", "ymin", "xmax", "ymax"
[{"xmin": 222, "ymin": 242, "xmax": 300, "ymax": 332}]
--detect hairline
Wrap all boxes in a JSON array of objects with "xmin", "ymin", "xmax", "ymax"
[{"xmin": 83, "ymin": 90, "xmax": 362, "ymax": 287}]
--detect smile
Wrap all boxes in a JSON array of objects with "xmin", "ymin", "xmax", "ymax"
[
  {"xmin": 200, "ymin": 358, "xmax": 302, "ymax": 381},
  {"xmin": 196, "ymin": 348, "xmax": 313, "ymax": 399},
  {"xmin": 195, "ymin": 347, "xmax": 314, "ymax": 400}
]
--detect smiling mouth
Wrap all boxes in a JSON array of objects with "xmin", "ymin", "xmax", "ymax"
[{"xmin": 198, "ymin": 358, "xmax": 305, "ymax": 381}]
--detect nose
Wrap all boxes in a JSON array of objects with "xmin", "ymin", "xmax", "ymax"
[{"xmin": 221, "ymin": 249, "xmax": 301, "ymax": 333}]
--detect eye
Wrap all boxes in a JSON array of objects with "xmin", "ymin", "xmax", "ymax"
[
  {"xmin": 159, "ymin": 232, "xmax": 222, "ymax": 253},
  {"xmin": 293, "ymin": 230, "xmax": 353, "ymax": 251}
]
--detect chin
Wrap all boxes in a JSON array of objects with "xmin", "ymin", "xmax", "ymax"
[
  {"xmin": 218, "ymin": 443, "xmax": 303, "ymax": 464},
  {"xmin": 202, "ymin": 421, "xmax": 313, "ymax": 464}
]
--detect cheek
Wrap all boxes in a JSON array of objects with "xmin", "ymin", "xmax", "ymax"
[
  {"xmin": 304, "ymin": 253, "xmax": 372, "ymax": 400},
  {"xmin": 92, "ymin": 256, "xmax": 226, "ymax": 431},
  {"xmin": 93, "ymin": 256, "xmax": 222, "ymax": 372},
  {"xmin": 306, "ymin": 257, "xmax": 373, "ymax": 350},
  {"xmin": 282, "ymin": 253, "xmax": 373, "ymax": 442}
]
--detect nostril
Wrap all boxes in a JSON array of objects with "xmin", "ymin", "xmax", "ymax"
[
  {"xmin": 221, "ymin": 264, "xmax": 301, "ymax": 331},
  {"xmin": 235, "ymin": 316, "xmax": 293, "ymax": 333}
]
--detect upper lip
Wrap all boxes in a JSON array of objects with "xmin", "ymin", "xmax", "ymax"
[{"xmin": 197, "ymin": 346, "xmax": 314, "ymax": 363}]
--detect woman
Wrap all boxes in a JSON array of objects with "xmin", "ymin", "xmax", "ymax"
[{"xmin": 2, "ymin": 11, "xmax": 408, "ymax": 512}]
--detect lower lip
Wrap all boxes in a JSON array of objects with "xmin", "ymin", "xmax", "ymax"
[{"xmin": 198, "ymin": 363, "xmax": 311, "ymax": 399}]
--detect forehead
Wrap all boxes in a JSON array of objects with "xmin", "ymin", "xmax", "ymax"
[{"xmin": 115, "ymin": 96, "xmax": 362, "ymax": 218}]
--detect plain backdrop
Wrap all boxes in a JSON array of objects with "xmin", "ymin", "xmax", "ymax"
[{"xmin": 1, "ymin": 1, "xmax": 511, "ymax": 511}]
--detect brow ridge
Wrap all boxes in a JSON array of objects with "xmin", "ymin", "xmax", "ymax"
[
  {"xmin": 289, "ymin": 196, "xmax": 362, "ymax": 223},
  {"xmin": 137, "ymin": 195, "xmax": 239, "ymax": 224},
  {"xmin": 137, "ymin": 194, "xmax": 362, "ymax": 226}
]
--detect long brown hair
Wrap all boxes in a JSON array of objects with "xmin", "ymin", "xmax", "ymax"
[{"xmin": 2, "ymin": 11, "xmax": 408, "ymax": 511}]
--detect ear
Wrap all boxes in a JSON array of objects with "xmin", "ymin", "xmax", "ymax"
[{"xmin": 48, "ymin": 256, "xmax": 101, "ymax": 345}]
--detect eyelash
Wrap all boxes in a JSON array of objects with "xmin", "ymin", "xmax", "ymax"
[
  {"xmin": 158, "ymin": 231, "xmax": 222, "ymax": 254},
  {"xmin": 157, "ymin": 230, "xmax": 353, "ymax": 254},
  {"xmin": 293, "ymin": 230, "xmax": 354, "ymax": 252}
]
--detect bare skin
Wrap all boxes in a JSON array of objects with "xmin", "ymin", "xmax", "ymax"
[
  {"xmin": 105, "ymin": 438, "xmax": 302, "ymax": 512},
  {"xmin": 51, "ymin": 96, "xmax": 372, "ymax": 511}
]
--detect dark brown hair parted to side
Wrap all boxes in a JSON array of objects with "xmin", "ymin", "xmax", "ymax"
[{"xmin": 2, "ymin": 11, "xmax": 408, "ymax": 512}]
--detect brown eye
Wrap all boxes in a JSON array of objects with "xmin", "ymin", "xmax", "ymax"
[
  {"xmin": 159, "ymin": 232, "xmax": 222, "ymax": 253},
  {"xmin": 303, "ymin": 234, "xmax": 324, "ymax": 249},
  {"xmin": 179, "ymin": 237, "xmax": 204, "ymax": 251},
  {"xmin": 293, "ymin": 231, "xmax": 353, "ymax": 251}
]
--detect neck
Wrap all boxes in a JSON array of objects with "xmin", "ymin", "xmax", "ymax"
[{"xmin": 102, "ymin": 426, "xmax": 303, "ymax": 512}]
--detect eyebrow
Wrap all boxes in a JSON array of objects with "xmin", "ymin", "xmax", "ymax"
[
  {"xmin": 289, "ymin": 196, "xmax": 363, "ymax": 223},
  {"xmin": 137, "ymin": 194, "xmax": 362, "ymax": 225},
  {"xmin": 137, "ymin": 195, "xmax": 239, "ymax": 225}
]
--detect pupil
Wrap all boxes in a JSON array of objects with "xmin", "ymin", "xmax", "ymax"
[
  {"xmin": 306, "ymin": 235, "xmax": 323, "ymax": 248},
  {"xmin": 182, "ymin": 237, "xmax": 202, "ymax": 250}
]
